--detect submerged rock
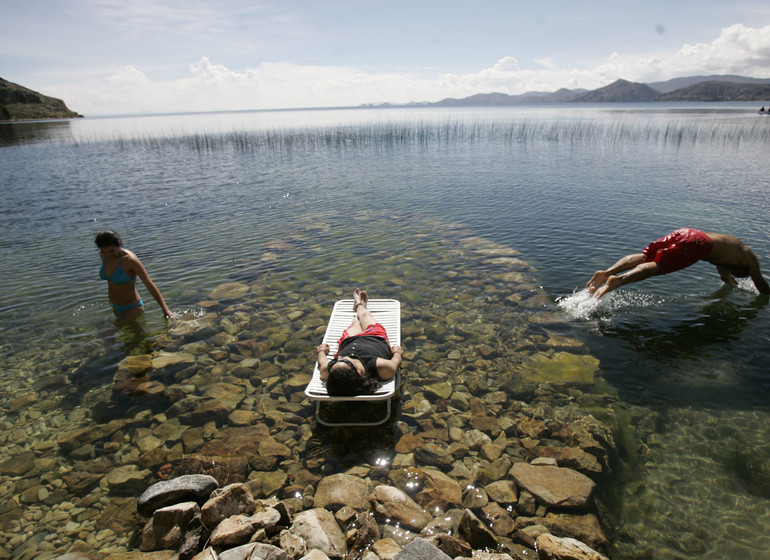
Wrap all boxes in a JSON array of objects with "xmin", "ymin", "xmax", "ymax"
[
  {"xmin": 137, "ymin": 474, "xmax": 218, "ymax": 517},
  {"xmin": 201, "ymin": 483, "xmax": 257, "ymax": 529},
  {"xmin": 536, "ymin": 533, "xmax": 609, "ymax": 560},
  {"xmin": 372, "ymin": 485, "xmax": 432, "ymax": 532},
  {"xmin": 510, "ymin": 462, "xmax": 595, "ymax": 509},
  {"xmin": 519, "ymin": 352, "xmax": 599, "ymax": 386},
  {"xmin": 290, "ymin": 508, "xmax": 347, "ymax": 558},
  {"xmin": 314, "ymin": 474, "xmax": 370, "ymax": 512}
]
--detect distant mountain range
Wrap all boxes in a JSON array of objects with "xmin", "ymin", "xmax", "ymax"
[
  {"xmin": 425, "ymin": 75, "xmax": 770, "ymax": 107},
  {"xmin": 3, "ymin": 74, "xmax": 770, "ymax": 122},
  {"xmin": 0, "ymin": 77, "xmax": 82, "ymax": 121}
]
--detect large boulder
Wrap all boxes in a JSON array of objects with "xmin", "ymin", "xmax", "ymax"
[
  {"xmin": 314, "ymin": 474, "xmax": 370, "ymax": 512},
  {"xmin": 200, "ymin": 483, "xmax": 257, "ymax": 529},
  {"xmin": 510, "ymin": 462, "xmax": 595, "ymax": 508},
  {"xmin": 372, "ymin": 485, "xmax": 432, "ymax": 532},
  {"xmin": 138, "ymin": 474, "xmax": 219, "ymax": 517},
  {"xmin": 289, "ymin": 508, "xmax": 346, "ymax": 558},
  {"xmin": 536, "ymin": 533, "xmax": 609, "ymax": 560}
]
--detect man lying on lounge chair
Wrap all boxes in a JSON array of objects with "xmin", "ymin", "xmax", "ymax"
[{"xmin": 314, "ymin": 289, "xmax": 403, "ymax": 396}]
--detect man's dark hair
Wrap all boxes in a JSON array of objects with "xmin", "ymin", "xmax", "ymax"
[{"xmin": 326, "ymin": 365, "xmax": 380, "ymax": 396}]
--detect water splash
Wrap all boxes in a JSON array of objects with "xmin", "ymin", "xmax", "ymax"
[
  {"xmin": 557, "ymin": 287, "xmax": 664, "ymax": 320},
  {"xmin": 556, "ymin": 288, "xmax": 606, "ymax": 320}
]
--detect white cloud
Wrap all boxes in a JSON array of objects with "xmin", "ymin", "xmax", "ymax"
[
  {"xmin": 55, "ymin": 24, "xmax": 770, "ymax": 115},
  {"xmin": 105, "ymin": 66, "xmax": 150, "ymax": 84}
]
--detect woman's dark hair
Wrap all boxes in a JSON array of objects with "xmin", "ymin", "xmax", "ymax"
[
  {"xmin": 326, "ymin": 364, "xmax": 380, "ymax": 396},
  {"xmin": 95, "ymin": 230, "xmax": 122, "ymax": 248}
]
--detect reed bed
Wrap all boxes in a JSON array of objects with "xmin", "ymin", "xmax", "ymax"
[{"xmin": 72, "ymin": 117, "xmax": 770, "ymax": 153}]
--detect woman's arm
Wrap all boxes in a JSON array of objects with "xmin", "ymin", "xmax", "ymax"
[
  {"xmin": 376, "ymin": 345, "xmax": 403, "ymax": 380},
  {"xmin": 316, "ymin": 344, "xmax": 331, "ymax": 380},
  {"xmin": 129, "ymin": 254, "xmax": 175, "ymax": 318}
]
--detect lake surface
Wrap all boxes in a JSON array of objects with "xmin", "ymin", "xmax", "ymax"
[{"xmin": 2, "ymin": 104, "xmax": 770, "ymax": 558}]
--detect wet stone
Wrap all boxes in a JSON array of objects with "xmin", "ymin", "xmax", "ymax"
[
  {"xmin": 424, "ymin": 382, "xmax": 453, "ymax": 400},
  {"xmin": 484, "ymin": 480, "xmax": 518, "ymax": 505},
  {"xmin": 519, "ymin": 352, "xmax": 599, "ymax": 386},
  {"xmin": 290, "ymin": 508, "xmax": 347, "ymax": 559},
  {"xmin": 413, "ymin": 444, "xmax": 453, "ymax": 469},
  {"xmin": 151, "ymin": 351, "xmax": 197, "ymax": 373},
  {"xmin": 510, "ymin": 462, "xmax": 595, "ymax": 509},
  {"xmin": 201, "ymin": 483, "xmax": 257, "ymax": 529},
  {"xmin": 209, "ymin": 282, "xmax": 250, "ymax": 300},
  {"xmin": 107, "ymin": 465, "xmax": 153, "ymax": 496},
  {"xmin": 480, "ymin": 502, "xmax": 516, "ymax": 537},
  {"xmin": 372, "ymin": 485, "xmax": 432, "ymax": 532},
  {"xmin": 314, "ymin": 474, "xmax": 370, "ymax": 512},
  {"xmin": 394, "ymin": 537, "xmax": 452, "ymax": 560},
  {"xmin": 0, "ymin": 452, "xmax": 36, "ymax": 477},
  {"xmin": 245, "ymin": 471, "xmax": 287, "ymax": 499},
  {"xmin": 137, "ymin": 474, "xmax": 219, "ymax": 517},
  {"xmin": 519, "ymin": 513, "xmax": 608, "ymax": 551},
  {"xmin": 462, "ymin": 486, "xmax": 489, "ymax": 509},
  {"xmin": 536, "ymin": 533, "xmax": 609, "ymax": 560},
  {"xmin": 8, "ymin": 393, "xmax": 37, "ymax": 414},
  {"xmin": 536, "ymin": 446, "xmax": 603, "ymax": 476},
  {"xmin": 140, "ymin": 501, "xmax": 199, "ymax": 552},
  {"xmin": 458, "ymin": 508, "xmax": 498, "ymax": 550},
  {"xmin": 395, "ymin": 434, "xmax": 424, "ymax": 454},
  {"xmin": 117, "ymin": 354, "xmax": 153, "ymax": 374},
  {"xmin": 414, "ymin": 468, "xmax": 463, "ymax": 512}
]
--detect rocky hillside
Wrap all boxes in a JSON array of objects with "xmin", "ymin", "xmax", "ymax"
[
  {"xmin": 570, "ymin": 79, "xmax": 659, "ymax": 102},
  {"xmin": 428, "ymin": 76, "xmax": 770, "ymax": 106},
  {"xmin": 0, "ymin": 77, "xmax": 82, "ymax": 121},
  {"xmin": 658, "ymin": 80, "xmax": 770, "ymax": 102},
  {"xmin": 648, "ymin": 74, "xmax": 770, "ymax": 94}
]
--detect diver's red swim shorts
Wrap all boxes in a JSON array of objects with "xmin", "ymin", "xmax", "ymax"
[
  {"xmin": 337, "ymin": 323, "xmax": 389, "ymax": 348},
  {"xmin": 642, "ymin": 228, "xmax": 714, "ymax": 275}
]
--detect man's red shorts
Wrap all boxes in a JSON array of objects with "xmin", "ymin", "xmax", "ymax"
[
  {"xmin": 642, "ymin": 228, "xmax": 714, "ymax": 275},
  {"xmin": 336, "ymin": 323, "xmax": 389, "ymax": 349}
]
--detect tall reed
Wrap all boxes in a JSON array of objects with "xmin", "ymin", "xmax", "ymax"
[{"xmin": 72, "ymin": 117, "xmax": 770, "ymax": 153}]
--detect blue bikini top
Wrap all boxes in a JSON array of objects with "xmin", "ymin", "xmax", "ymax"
[{"xmin": 100, "ymin": 251, "xmax": 134, "ymax": 285}]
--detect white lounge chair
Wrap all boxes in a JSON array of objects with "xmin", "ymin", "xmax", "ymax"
[{"xmin": 304, "ymin": 298, "xmax": 401, "ymax": 427}]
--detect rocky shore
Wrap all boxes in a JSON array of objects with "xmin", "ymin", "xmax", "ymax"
[
  {"xmin": 0, "ymin": 224, "xmax": 625, "ymax": 559},
  {"xmin": 119, "ymin": 462, "xmax": 609, "ymax": 560},
  {"xmin": 0, "ymin": 77, "xmax": 82, "ymax": 121}
]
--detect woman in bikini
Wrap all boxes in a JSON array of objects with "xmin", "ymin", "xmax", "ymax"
[
  {"xmin": 95, "ymin": 230, "xmax": 175, "ymax": 324},
  {"xmin": 315, "ymin": 288, "xmax": 403, "ymax": 396}
]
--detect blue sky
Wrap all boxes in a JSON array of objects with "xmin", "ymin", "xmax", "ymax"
[{"xmin": 4, "ymin": 0, "xmax": 770, "ymax": 115}]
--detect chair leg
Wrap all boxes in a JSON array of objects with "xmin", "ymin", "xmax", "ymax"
[{"xmin": 314, "ymin": 398, "xmax": 392, "ymax": 427}]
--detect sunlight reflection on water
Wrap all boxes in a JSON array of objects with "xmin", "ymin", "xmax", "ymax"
[{"xmin": 2, "ymin": 105, "xmax": 770, "ymax": 559}]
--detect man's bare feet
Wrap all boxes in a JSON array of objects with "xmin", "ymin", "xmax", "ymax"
[
  {"xmin": 594, "ymin": 275, "xmax": 622, "ymax": 298},
  {"xmin": 586, "ymin": 270, "xmax": 610, "ymax": 294}
]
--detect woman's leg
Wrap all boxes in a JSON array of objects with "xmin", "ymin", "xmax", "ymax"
[
  {"xmin": 116, "ymin": 305, "xmax": 145, "ymax": 326},
  {"xmin": 353, "ymin": 288, "xmax": 376, "ymax": 330}
]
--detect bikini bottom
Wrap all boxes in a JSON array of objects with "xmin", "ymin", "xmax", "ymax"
[{"xmin": 112, "ymin": 300, "xmax": 144, "ymax": 316}]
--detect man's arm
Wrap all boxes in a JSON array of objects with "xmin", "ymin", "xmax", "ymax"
[
  {"xmin": 747, "ymin": 254, "xmax": 770, "ymax": 294},
  {"xmin": 716, "ymin": 265, "xmax": 738, "ymax": 286}
]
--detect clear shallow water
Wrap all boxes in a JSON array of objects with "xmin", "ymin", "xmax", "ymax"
[{"xmin": 2, "ymin": 104, "xmax": 770, "ymax": 558}]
